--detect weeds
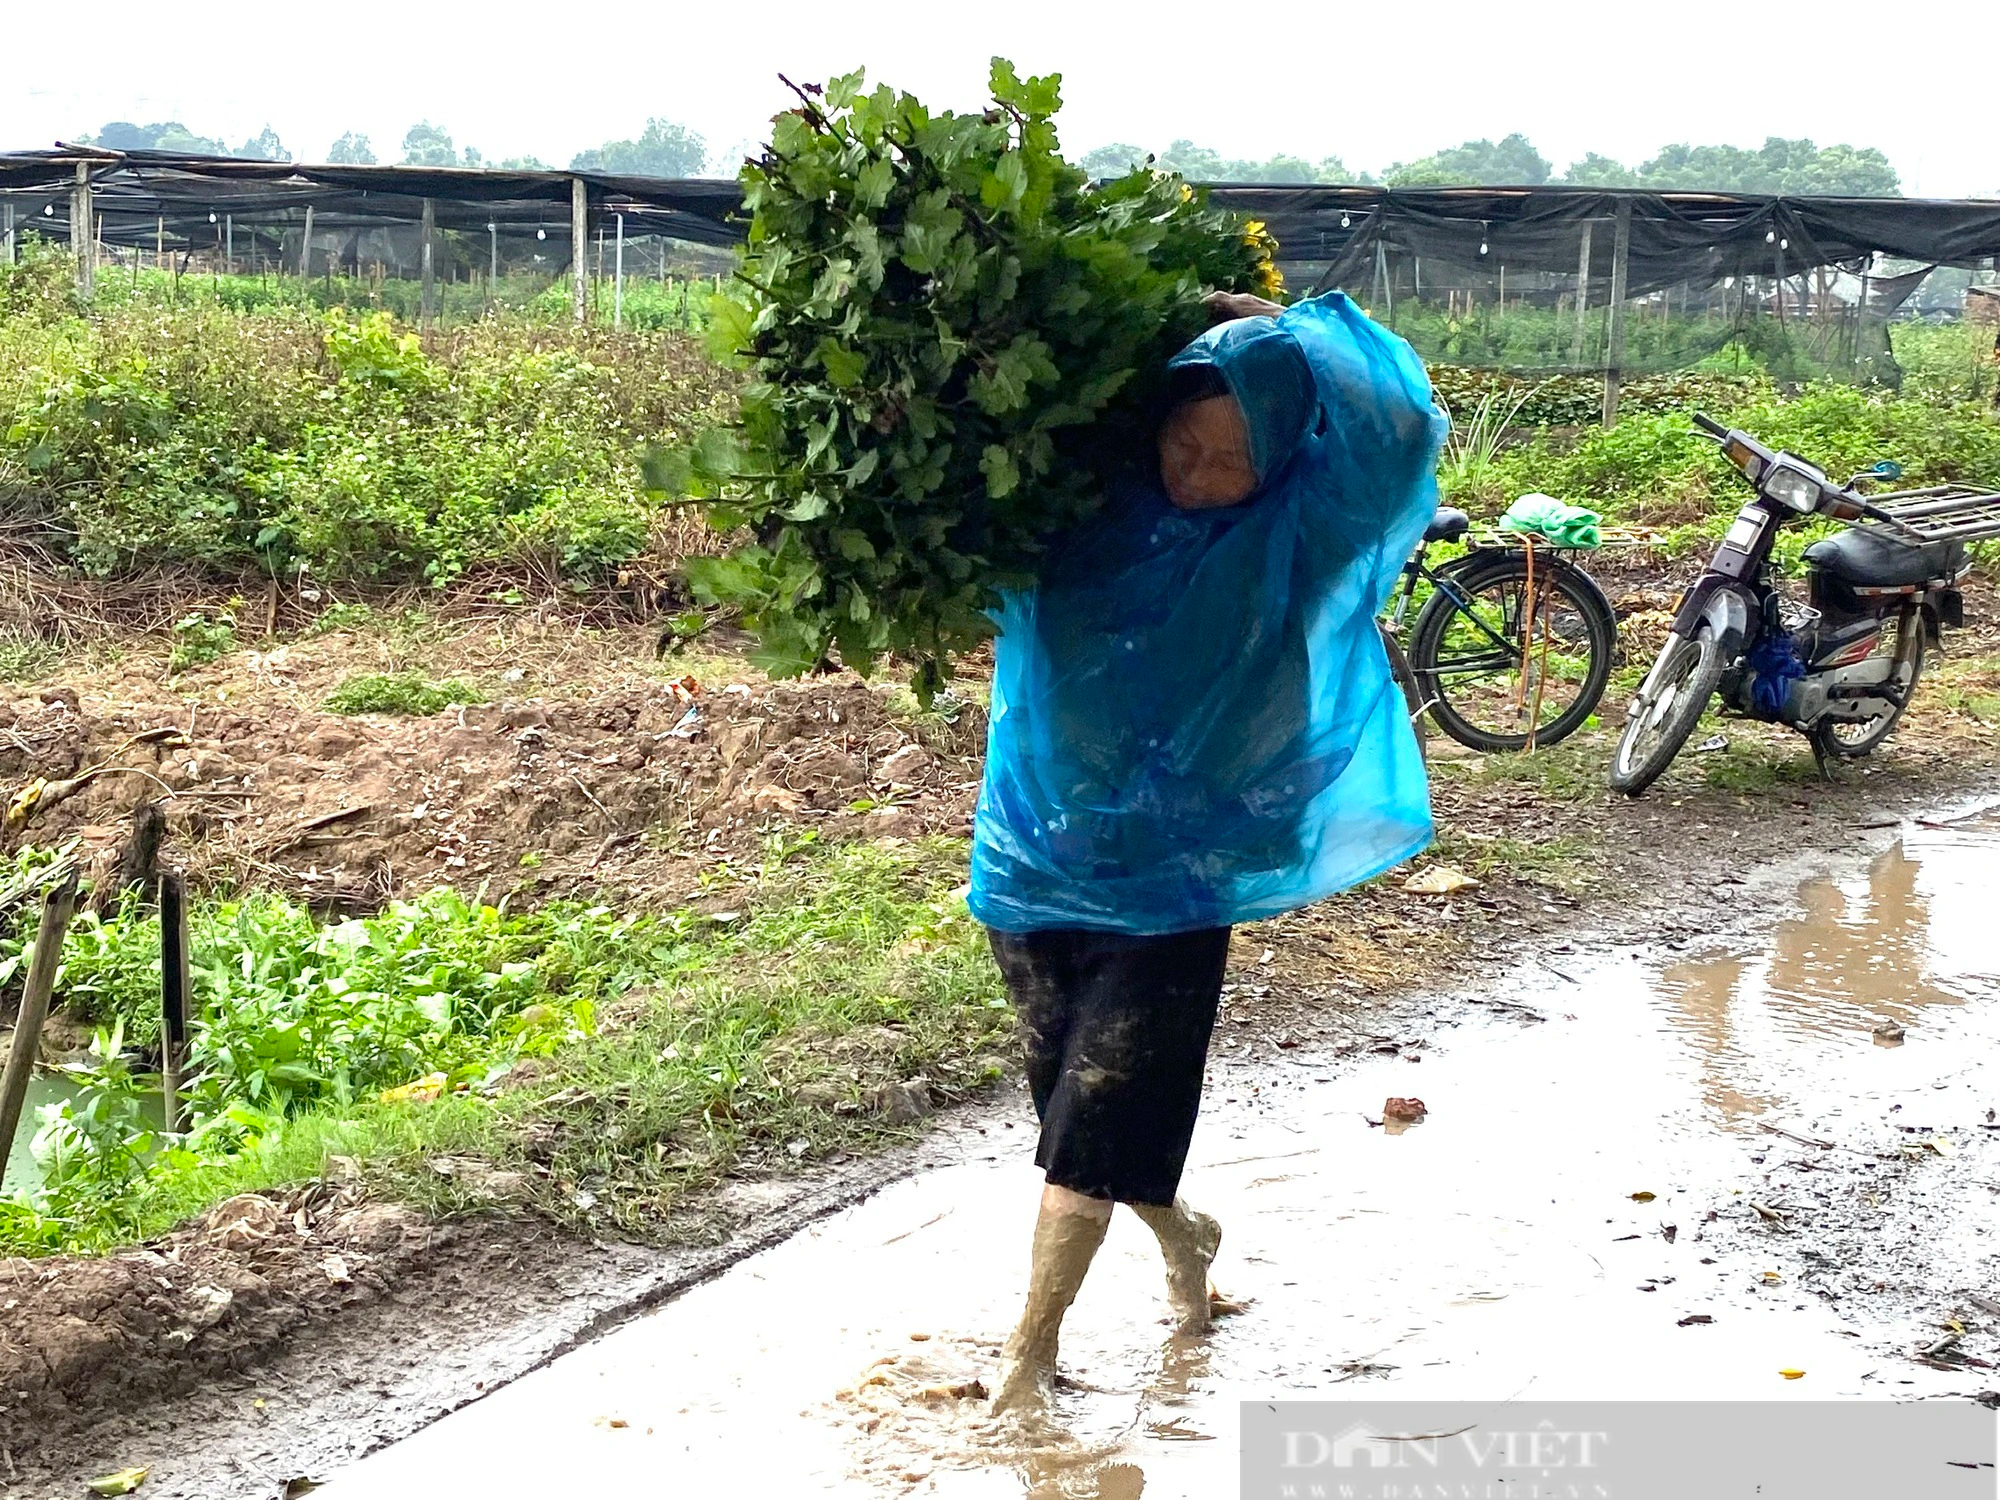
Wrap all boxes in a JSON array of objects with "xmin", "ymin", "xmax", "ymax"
[
  {"xmin": 167, "ymin": 611, "xmax": 236, "ymax": 673},
  {"xmin": 0, "ymin": 631, "xmax": 67, "ymax": 683},
  {"xmin": 1436, "ymin": 382, "xmax": 1538, "ymax": 502},
  {"xmin": 323, "ymin": 671, "xmax": 484, "ymax": 716}
]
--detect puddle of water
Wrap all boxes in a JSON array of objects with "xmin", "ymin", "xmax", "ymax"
[
  {"xmin": 326, "ymin": 814, "xmax": 2000, "ymax": 1498},
  {"xmin": 2, "ymin": 1073, "xmax": 81, "ymax": 1195}
]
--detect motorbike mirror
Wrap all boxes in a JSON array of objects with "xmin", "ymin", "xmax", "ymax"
[{"xmin": 1872, "ymin": 460, "xmax": 1903, "ymax": 480}]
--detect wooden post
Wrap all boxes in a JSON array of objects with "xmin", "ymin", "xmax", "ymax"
[
  {"xmin": 155, "ymin": 214, "xmax": 164, "ymax": 269},
  {"xmin": 1601, "ymin": 199, "xmax": 1632, "ymax": 427},
  {"xmin": 225, "ymin": 213, "xmax": 234, "ymax": 275},
  {"xmin": 157, "ymin": 871, "xmax": 192, "ymax": 1132},
  {"xmin": 570, "ymin": 176, "xmax": 588, "ymax": 324},
  {"xmin": 0, "ymin": 873, "xmax": 80, "ymax": 1184},
  {"xmin": 1855, "ymin": 269, "xmax": 1872, "ymax": 368},
  {"xmin": 71, "ymin": 163, "xmax": 95, "ymax": 300},
  {"xmin": 3, "ymin": 199, "xmax": 14, "ymax": 266},
  {"xmin": 300, "ymin": 203, "xmax": 314, "ymax": 281},
  {"xmin": 1773, "ymin": 236, "xmax": 1787, "ymax": 328},
  {"xmin": 613, "ymin": 212, "xmax": 625, "ymax": 330},
  {"xmin": 420, "ymin": 197, "xmax": 437, "ymax": 331},
  {"xmin": 488, "ymin": 220, "xmax": 498, "ymax": 306},
  {"xmin": 1570, "ymin": 220, "xmax": 1594, "ymax": 367}
]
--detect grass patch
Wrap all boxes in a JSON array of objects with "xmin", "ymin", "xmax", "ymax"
[
  {"xmin": 300, "ymin": 600, "xmax": 379, "ymax": 637},
  {"xmin": 167, "ymin": 611, "xmax": 237, "ymax": 674},
  {"xmin": 323, "ymin": 670, "xmax": 484, "ymax": 716},
  {"xmin": 0, "ymin": 631, "xmax": 67, "ymax": 684},
  {"xmin": 0, "ymin": 836, "xmax": 1006, "ymax": 1256},
  {"xmin": 1465, "ymin": 736, "xmax": 1616, "ymax": 801},
  {"xmin": 1431, "ymin": 825, "xmax": 1602, "ymax": 893},
  {"xmin": 1930, "ymin": 655, "xmax": 2000, "ymax": 729}
]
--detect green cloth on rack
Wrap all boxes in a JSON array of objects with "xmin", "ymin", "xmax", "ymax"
[{"xmin": 1499, "ymin": 492, "xmax": 1602, "ymax": 549}]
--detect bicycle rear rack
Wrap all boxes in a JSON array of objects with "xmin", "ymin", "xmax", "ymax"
[
  {"xmin": 1864, "ymin": 486, "xmax": 2000, "ymax": 545},
  {"xmin": 1460, "ymin": 524, "xmax": 1666, "ymax": 552}
]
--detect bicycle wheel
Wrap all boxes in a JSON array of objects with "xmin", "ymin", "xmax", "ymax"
[
  {"xmin": 1377, "ymin": 621, "xmax": 1428, "ymax": 761},
  {"xmin": 1407, "ymin": 551, "xmax": 1617, "ymax": 754}
]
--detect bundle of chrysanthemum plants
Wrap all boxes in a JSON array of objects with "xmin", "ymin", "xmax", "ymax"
[{"xmin": 644, "ymin": 59, "xmax": 1283, "ymax": 698}]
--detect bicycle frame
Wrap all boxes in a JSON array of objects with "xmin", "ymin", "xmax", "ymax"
[{"xmin": 1383, "ymin": 541, "xmax": 1517, "ymax": 664}]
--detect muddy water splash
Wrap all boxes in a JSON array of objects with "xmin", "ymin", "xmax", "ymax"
[{"xmin": 329, "ymin": 811, "xmax": 2000, "ymax": 1499}]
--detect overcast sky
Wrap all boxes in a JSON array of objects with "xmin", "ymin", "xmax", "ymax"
[{"xmin": 7, "ymin": 0, "xmax": 1993, "ymax": 197}]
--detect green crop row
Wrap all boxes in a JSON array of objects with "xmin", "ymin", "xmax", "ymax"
[
  {"xmin": 1, "ymin": 244, "xmax": 733, "ymax": 585},
  {"xmin": 1, "ymin": 835, "xmax": 1007, "ymax": 1255}
]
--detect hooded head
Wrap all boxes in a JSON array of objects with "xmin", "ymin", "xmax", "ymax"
[{"xmin": 1156, "ymin": 317, "xmax": 1318, "ymax": 511}]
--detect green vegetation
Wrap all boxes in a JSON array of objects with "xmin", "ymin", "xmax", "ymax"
[
  {"xmin": 1, "ymin": 837, "xmax": 1007, "ymax": 1255},
  {"xmin": 167, "ymin": 611, "xmax": 237, "ymax": 673},
  {"xmin": 0, "ymin": 632, "xmax": 68, "ymax": 684},
  {"xmin": 1463, "ymin": 382, "xmax": 2000, "ymax": 527},
  {"xmin": 71, "ymin": 259, "xmax": 724, "ymax": 332},
  {"xmin": 0, "ymin": 245, "xmax": 731, "ymax": 586},
  {"xmin": 323, "ymin": 671, "xmax": 484, "ymax": 716},
  {"xmin": 654, "ymin": 60, "xmax": 1281, "ymax": 690}
]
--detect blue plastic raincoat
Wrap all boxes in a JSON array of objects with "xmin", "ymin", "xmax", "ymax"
[{"xmin": 968, "ymin": 292, "xmax": 1448, "ymax": 935}]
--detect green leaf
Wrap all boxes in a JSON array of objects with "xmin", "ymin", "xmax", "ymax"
[
  {"xmin": 979, "ymin": 444, "xmax": 1020, "ymax": 499},
  {"xmin": 638, "ymin": 444, "xmax": 694, "ymax": 499},
  {"xmin": 702, "ymin": 290, "xmax": 756, "ymax": 364},
  {"xmin": 691, "ymin": 427, "xmax": 745, "ymax": 484},
  {"xmin": 816, "ymin": 339, "xmax": 868, "ymax": 389},
  {"xmin": 831, "ymin": 529, "xmax": 877, "ymax": 561}
]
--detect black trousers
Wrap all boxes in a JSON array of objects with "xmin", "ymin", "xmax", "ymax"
[{"xmin": 987, "ymin": 925, "xmax": 1231, "ymax": 1205}]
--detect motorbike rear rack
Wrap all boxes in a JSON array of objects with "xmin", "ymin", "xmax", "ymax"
[{"xmin": 1864, "ymin": 486, "xmax": 2000, "ymax": 544}]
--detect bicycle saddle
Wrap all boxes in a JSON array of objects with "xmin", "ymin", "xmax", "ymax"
[{"xmin": 1425, "ymin": 507, "xmax": 1471, "ymax": 543}]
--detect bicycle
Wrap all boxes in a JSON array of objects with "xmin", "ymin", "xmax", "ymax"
[{"xmin": 1380, "ymin": 507, "xmax": 1620, "ymax": 755}]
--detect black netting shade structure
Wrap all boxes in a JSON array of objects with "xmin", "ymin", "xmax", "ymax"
[{"xmin": 5, "ymin": 151, "xmax": 1998, "ymax": 411}]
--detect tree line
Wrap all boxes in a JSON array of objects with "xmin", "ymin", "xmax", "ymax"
[
  {"xmin": 74, "ymin": 118, "xmax": 710, "ymax": 177},
  {"xmin": 1080, "ymin": 133, "xmax": 1902, "ymax": 196},
  {"xmin": 73, "ymin": 118, "xmax": 1901, "ymax": 197}
]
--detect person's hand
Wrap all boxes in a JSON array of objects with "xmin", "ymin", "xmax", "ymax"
[{"xmin": 1202, "ymin": 290, "xmax": 1286, "ymax": 323}]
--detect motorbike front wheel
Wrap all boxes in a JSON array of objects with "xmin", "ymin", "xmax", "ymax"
[{"xmin": 1609, "ymin": 626, "xmax": 1729, "ymax": 797}]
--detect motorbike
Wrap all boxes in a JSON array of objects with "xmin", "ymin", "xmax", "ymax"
[{"xmin": 1610, "ymin": 413, "xmax": 2000, "ymax": 796}]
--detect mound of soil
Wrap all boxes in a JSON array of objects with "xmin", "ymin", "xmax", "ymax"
[
  {"xmin": 0, "ymin": 646, "xmax": 985, "ymax": 913},
  {"xmin": 0, "ymin": 1180, "xmax": 432, "ymax": 1449}
]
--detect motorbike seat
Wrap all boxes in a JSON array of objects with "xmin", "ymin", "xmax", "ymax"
[
  {"xmin": 1425, "ymin": 507, "xmax": 1471, "ymax": 543},
  {"xmin": 1802, "ymin": 527, "xmax": 1967, "ymax": 589}
]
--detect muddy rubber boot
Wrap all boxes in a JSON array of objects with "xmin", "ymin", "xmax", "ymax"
[
  {"xmin": 990, "ymin": 1196, "xmax": 1112, "ymax": 1418},
  {"xmin": 1130, "ymin": 1199, "xmax": 1223, "ymax": 1335}
]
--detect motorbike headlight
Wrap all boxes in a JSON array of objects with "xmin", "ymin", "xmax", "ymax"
[{"xmin": 1763, "ymin": 464, "xmax": 1820, "ymax": 513}]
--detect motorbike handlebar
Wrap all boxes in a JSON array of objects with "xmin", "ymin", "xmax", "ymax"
[{"xmin": 1691, "ymin": 413, "xmax": 1729, "ymax": 438}]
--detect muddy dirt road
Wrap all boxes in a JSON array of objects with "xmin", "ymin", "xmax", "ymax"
[{"xmin": 318, "ymin": 805, "xmax": 2000, "ymax": 1499}]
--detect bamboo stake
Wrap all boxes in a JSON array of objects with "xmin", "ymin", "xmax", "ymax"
[
  {"xmin": 1571, "ymin": 221, "xmax": 1594, "ymax": 366},
  {"xmin": 570, "ymin": 177, "xmax": 589, "ymax": 325},
  {"xmin": 158, "ymin": 871, "xmax": 192, "ymax": 1133},
  {"xmin": 420, "ymin": 197, "xmax": 437, "ymax": 333},
  {"xmin": 71, "ymin": 163, "xmax": 95, "ymax": 300},
  {"xmin": 0, "ymin": 873, "xmax": 80, "ymax": 1183},
  {"xmin": 1601, "ymin": 200, "xmax": 1632, "ymax": 426}
]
